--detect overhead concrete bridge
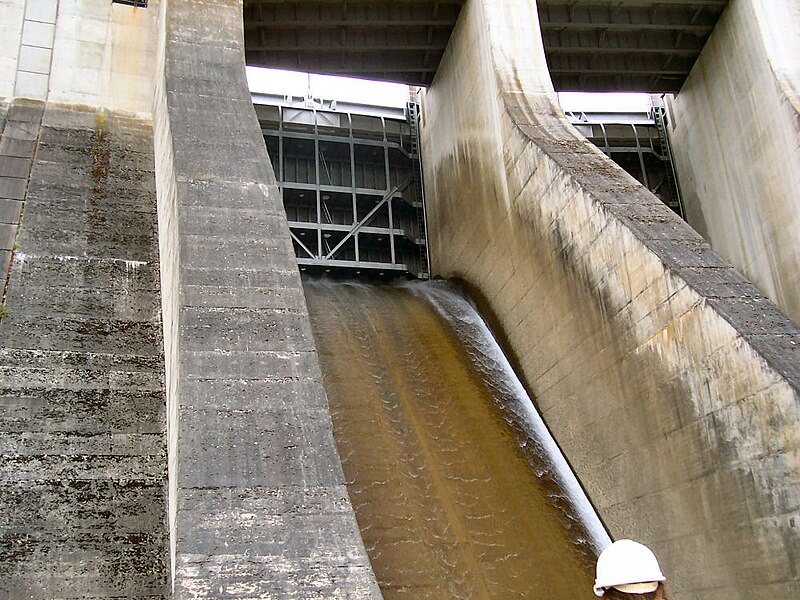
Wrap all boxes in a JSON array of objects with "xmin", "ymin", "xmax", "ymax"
[{"xmin": 0, "ymin": 0, "xmax": 799, "ymax": 598}]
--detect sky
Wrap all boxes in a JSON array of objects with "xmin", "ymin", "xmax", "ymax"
[
  {"xmin": 246, "ymin": 66, "xmax": 652, "ymax": 113},
  {"xmin": 556, "ymin": 92, "xmax": 652, "ymax": 113},
  {"xmin": 246, "ymin": 67, "xmax": 411, "ymax": 108}
]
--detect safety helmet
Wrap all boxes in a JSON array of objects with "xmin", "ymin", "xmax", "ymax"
[{"xmin": 593, "ymin": 539, "xmax": 665, "ymax": 596}]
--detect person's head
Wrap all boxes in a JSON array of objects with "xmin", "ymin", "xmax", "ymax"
[{"xmin": 593, "ymin": 539, "xmax": 667, "ymax": 598}]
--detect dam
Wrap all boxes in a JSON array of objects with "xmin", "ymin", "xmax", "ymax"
[{"xmin": 1, "ymin": 0, "xmax": 799, "ymax": 598}]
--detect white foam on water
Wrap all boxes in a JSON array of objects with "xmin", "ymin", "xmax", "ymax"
[{"xmin": 402, "ymin": 279, "xmax": 611, "ymax": 553}]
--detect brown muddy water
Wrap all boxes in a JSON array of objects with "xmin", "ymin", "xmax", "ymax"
[{"xmin": 304, "ymin": 279, "xmax": 609, "ymax": 599}]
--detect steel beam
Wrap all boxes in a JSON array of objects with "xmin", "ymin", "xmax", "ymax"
[
  {"xmin": 296, "ymin": 257, "xmax": 408, "ymax": 271},
  {"xmin": 323, "ymin": 182, "xmax": 408, "ymax": 260},
  {"xmin": 244, "ymin": 0, "xmax": 730, "ymax": 95},
  {"xmin": 539, "ymin": 1, "xmax": 725, "ymax": 6}
]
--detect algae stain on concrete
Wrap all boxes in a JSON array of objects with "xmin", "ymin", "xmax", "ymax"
[{"xmin": 90, "ymin": 112, "xmax": 110, "ymax": 204}]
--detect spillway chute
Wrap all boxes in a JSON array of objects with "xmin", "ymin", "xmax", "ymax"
[{"xmin": 305, "ymin": 278, "xmax": 610, "ymax": 599}]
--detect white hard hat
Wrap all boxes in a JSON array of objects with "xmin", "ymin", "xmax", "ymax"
[{"xmin": 593, "ymin": 539, "xmax": 665, "ymax": 596}]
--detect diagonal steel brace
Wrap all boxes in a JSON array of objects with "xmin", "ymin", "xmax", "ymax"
[{"xmin": 324, "ymin": 179, "xmax": 410, "ymax": 260}]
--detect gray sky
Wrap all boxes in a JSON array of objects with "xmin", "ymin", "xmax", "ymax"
[{"xmin": 246, "ymin": 66, "xmax": 652, "ymax": 113}]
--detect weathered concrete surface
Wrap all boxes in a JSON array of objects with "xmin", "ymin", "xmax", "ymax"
[
  {"xmin": 668, "ymin": 0, "xmax": 800, "ymax": 325},
  {"xmin": 1, "ymin": 0, "xmax": 381, "ymax": 594},
  {"xmin": 0, "ymin": 0, "xmax": 25, "ymax": 100},
  {"xmin": 421, "ymin": 1, "xmax": 800, "ymax": 598},
  {"xmin": 0, "ymin": 0, "xmax": 160, "ymax": 115},
  {"xmin": 0, "ymin": 104, "xmax": 168, "ymax": 597},
  {"xmin": 153, "ymin": 0, "xmax": 381, "ymax": 596},
  {"xmin": 0, "ymin": 99, "xmax": 41, "ymax": 300},
  {"xmin": 0, "ymin": 2, "xmax": 170, "ymax": 595},
  {"xmin": 49, "ymin": 0, "xmax": 160, "ymax": 116}
]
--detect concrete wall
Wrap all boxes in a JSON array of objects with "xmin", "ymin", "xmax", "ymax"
[
  {"xmin": 421, "ymin": 1, "xmax": 800, "ymax": 598},
  {"xmin": 0, "ymin": 0, "xmax": 25, "ymax": 100},
  {"xmin": 0, "ymin": 103, "xmax": 168, "ymax": 597},
  {"xmin": 0, "ymin": 0, "xmax": 159, "ymax": 117},
  {"xmin": 1, "ymin": 0, "xmax": 160, "ymax": 299},
  {"xmin": 2, "ymin": 0, "xmax": 58, "ymax": 102},
  {"xmin": 152, "ymin": 0, "xmax": 381, "ymax": 596},
  {"xmin": 668, "ymin": 0, "xmax": 800, "ymax": 325},
  {"xmin": 49, "ymin": 0, "xmax": 160, "ymax": 116},
  {"xmin": 0, "ymin": 1, "xmax": 168, "ymax": 597},
  {"xmin": 0, "ymin": 0, "xmax": 379, "ymax": 594}
]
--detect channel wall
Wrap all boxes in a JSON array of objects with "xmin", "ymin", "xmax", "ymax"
[
  {"xmin": 0, "ymin": 99, "xmax": 168, "ymax": 599},
  {"xmin": 420, "ymin": 1, "xmax": 800, "ymax": 598},
  {"xmin": 668, "ymin": 0, "xmax": 800, "ymax": 325},
  {"xmin": 0, "ymin": 0, "xmax": 168, "ymax": 596},
  {"xmin": 152, "ymin": 0, "xmax": 380, "ymax": 596}
]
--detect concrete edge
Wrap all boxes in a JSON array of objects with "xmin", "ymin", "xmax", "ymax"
[{"xmin": 493, "ymin": 10, "xmax": 800, "ymax": 400}]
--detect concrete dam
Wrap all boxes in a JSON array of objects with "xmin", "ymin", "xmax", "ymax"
[{"xmin": 1, "ymin": 0, "xmax": 799, "ymax": 598}]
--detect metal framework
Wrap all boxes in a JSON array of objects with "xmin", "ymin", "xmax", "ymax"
[
  {"xmin": 256, "ymin": 95, "xmax": 429, "ymax": 278},
  {"xmin": 243, "ymin": 1, "xmax": 729, "ymax": 92},
  {"xmin": 567, "ymin": 104, "xmax": 684, "ymax": 216},
  {"xmin": 538, "ymin": 0, "xmax": 729, "ymax": 91},
  {"xmin": 244, "ymin": 0, "xmax": 464, "ymax": 86}
]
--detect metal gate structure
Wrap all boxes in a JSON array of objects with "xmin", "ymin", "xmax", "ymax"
[{"xmin": 255, "ymin": 92, "xmax": 429, "ymax": 278}]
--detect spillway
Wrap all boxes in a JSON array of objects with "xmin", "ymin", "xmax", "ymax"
[{"xmin": 304, "ymin": 279, "xmax": 609, "ymax": 599}]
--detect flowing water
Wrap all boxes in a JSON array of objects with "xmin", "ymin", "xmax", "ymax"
[{"xmin": 304, "ymin": 279, "xmax": 609, "ymax": 599}]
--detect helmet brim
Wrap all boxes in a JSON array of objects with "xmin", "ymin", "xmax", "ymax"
[{"xmin": 594, "ymin": 578, "xmax": 664, "ymax": 596}]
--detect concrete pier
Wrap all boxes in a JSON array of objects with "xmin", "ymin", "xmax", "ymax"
[
  {"xmin": 668, "ymin": 0, "xmax": 800, "ymax": 325},
  {"xmin": 1, "ymin": 0, "xmax": 379, "ymax": 596},
  {"xmin": 421, "ymin": 0, "xmax": 800, "ymax": 597},
  {"xmin": 0, "ymin": 1, "xmax": 169, "ymax": 594},
  {"xmin": 153, "ymin": 0, "xmax": 380, "ymax": 596}
]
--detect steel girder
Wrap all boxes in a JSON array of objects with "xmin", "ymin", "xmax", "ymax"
[
  {"xmin": 244, "ymin": 1, "xmax": 464, "ymax": 86},
  {"xmin": 538, "ymin": 0, "xmax": 728, "ymax": 91},
  {"xmin": 243, "ymin": 0, "xmax": 729, "ymax": 92}
]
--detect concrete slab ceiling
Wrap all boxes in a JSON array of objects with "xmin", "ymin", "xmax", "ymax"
[{"xmin": 243, "ymin": 0, "xmax": 729, "ymax": 92}]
